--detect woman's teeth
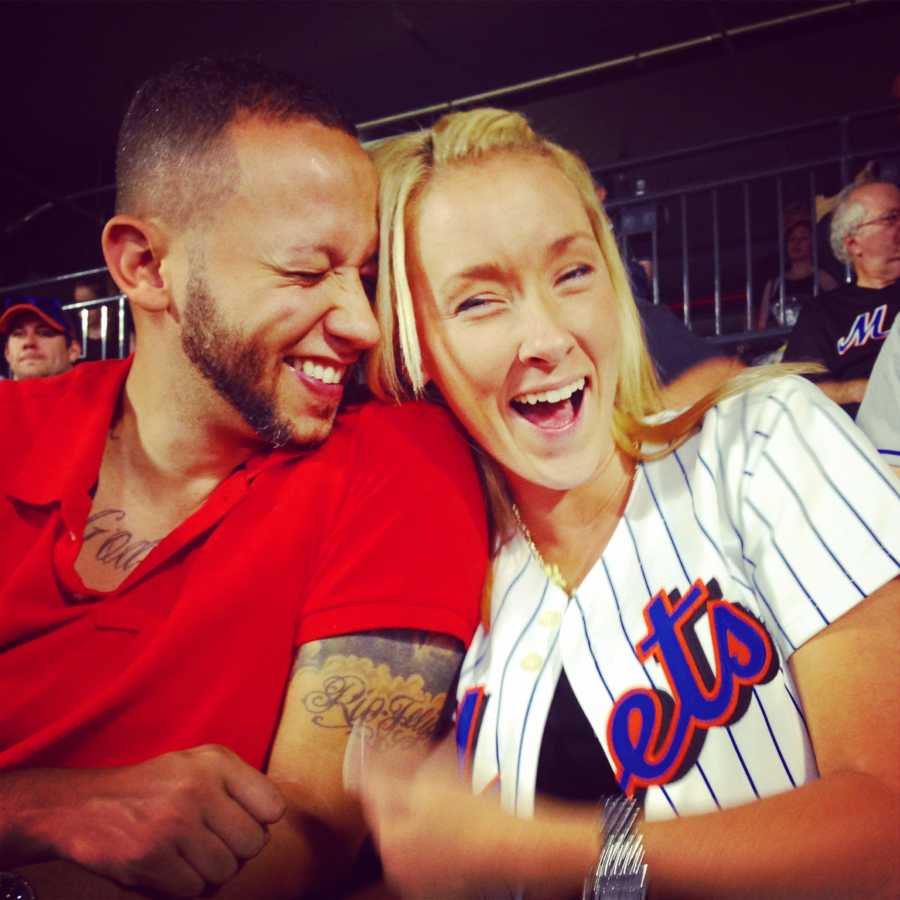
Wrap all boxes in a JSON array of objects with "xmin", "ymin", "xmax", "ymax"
[{"xmin": 514, "ymin": 377, "xmax": 586, "ymax": 406}]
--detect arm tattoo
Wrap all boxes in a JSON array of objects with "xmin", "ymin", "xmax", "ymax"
[
  {"xmin": 82, "ymin": 509, "xmax": 160, "ymax": 572},
  {"xmin": 292, "ymin": 629, "xmax": 465, "ymax": 751}
]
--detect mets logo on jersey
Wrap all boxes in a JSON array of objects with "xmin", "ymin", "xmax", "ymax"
[
  {"xmin": 836, "ymin": 304, "xmax": 891, "ymax": 355},
  {"xmin": 607, "ymin": 578, "xmax": 776, "ymax": 797}
]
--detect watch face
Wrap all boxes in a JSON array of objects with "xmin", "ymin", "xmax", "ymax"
[{"xmin": 0, "ymin": 873, "xmax": 36, "ymax": 900}]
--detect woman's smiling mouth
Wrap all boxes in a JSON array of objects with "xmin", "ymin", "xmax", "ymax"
[{"xmin": 510, "ymin": 377, "xmax": 587, "ymax": 430}]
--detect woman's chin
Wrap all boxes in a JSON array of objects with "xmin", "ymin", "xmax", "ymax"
[{"xmin": 502, "ymin": 456, "xmax": 604, "ymax": 496}]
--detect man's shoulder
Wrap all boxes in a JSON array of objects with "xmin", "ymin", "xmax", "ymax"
[
  {"xmin": 328, "ymin": 398, "xmax": 471, "ymax": 461},
  {"xmin": 831, "ymin": 279, "xmax": 900, "ymax": 308},
  {"xmin": 276, "ymin": 399, "xmax": 477, "ymax": 502},
  {"xmin": 0, "ymin": 360, "xmax": 122, "ymax": 426}
]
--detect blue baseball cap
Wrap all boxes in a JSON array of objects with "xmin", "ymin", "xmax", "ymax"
[{"xmin": 0, "ymin": 297, "xmax": 75, "ymax": 338}]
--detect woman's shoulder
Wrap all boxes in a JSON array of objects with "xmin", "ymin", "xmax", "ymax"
[{"xmin": 697, "ymin": 374, "xmax": 845, "ymax": 449}]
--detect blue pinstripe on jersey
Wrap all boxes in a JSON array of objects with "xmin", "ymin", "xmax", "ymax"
[
  {"xmin": 704, "ymin": 410, "xmax": 797, "ymax": 652},
  {"xmin": 759, "ymin": 449, "xmax": 866, "ymax": 597},
  {"xmin": 671, "ymin": 446, "xmax": 753, "ymax": 593},
  {"xmin": 770, "ymin": 391, "xmax": 899, "ymax": 567},
  {"xmin": 783, "ymin": 683, "xmax": 808, "ymax": 729},
  {"xmin": 513, "ymin": 630, "xmax": 560, "ymax": 816},
  {"xmin": 460, "ymin": 552, "xmax": 531, "ymax": 681},
  {"xmin": 494, "ymin": 576, "xmax": 549, "ymax": 775},
  {"xmin": 745, "ymin": 498, "xmax": 830, "ymax": 626},
  {"xmin": 751, "ymin": 689, "xmax": 796, "ymax": 787}
]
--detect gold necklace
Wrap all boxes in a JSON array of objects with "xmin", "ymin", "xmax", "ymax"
[
  {"xmin": 512, "ymin": 503, "xmax": 569, "ymax": 591},
  {"xmin": 512, "ymin": 463, "xmax": 638, "ymax": 594}
]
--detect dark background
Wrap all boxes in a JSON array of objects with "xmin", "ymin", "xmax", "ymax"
[{"xmin": 1, "ymin": 0, "xmax": 898, "ymax": 290}]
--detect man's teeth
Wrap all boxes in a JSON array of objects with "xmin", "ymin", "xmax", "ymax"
[
  {"xmin": 515, "ymin": 377, "xmax": 586, "ymax": 406},
  {"xmin": 289, "ymin": 359, "xmax": 345, "ymax": 385}
]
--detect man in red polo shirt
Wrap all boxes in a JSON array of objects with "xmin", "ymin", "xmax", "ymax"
[{"xmin": 0, "ymin": 59, "xmax": 487, "ymax": 899}]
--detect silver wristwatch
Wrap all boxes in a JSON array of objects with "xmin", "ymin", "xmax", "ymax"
[{"xmin": 582, "ymin": 794, "xmax": 648, "ymax": 899}]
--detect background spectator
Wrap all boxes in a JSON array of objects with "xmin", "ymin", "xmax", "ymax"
[
  {"xmin": 1, "ymin": 297, "xmax": 81, "ymax": 380},
  {"xmin": 756, "ymin": 210, "xmax": 837, "ymax": 331},
  {"xmin": 783, "ymin": 179, "xmax": 900, "ymax": 415}
]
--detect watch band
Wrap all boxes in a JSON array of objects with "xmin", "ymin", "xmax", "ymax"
[{"xmin": 582, "ymin": 794, "xmax": 648, "ymax": 899}]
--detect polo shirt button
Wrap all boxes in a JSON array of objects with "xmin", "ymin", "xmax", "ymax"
[
  {"xmin": 521, "ymin": 653, "xmax": 543, "ymax": 672},
  {"xmin": 538, "ymin": 610, "xmax": 561, "ymax": 628},
  {"xmin": 69, "ymin": 531, "xmax": 77, "ymax": 542}
]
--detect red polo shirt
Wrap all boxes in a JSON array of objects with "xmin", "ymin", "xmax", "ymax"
[{"xmin": 0, "ymin": 360, "xmax": 487, "ymax": 769}]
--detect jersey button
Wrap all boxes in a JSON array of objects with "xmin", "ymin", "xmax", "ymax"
[
  {"xmin": 521, "ymin": 653, "xmax": 543, "ymax": 671},
  {"xmin": 538, "ymin": 610, "xmax": 561, "ymax": 628}
]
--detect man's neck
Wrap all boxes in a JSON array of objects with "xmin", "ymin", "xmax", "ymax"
[
  {"xmin": 116, "ymin": 350, "xmax": 261, "ymax": 498},
  {"xmin": 854, "ymin": 270, "xmax": 898, "ymax": 290}
]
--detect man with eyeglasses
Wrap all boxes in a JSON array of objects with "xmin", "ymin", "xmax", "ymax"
[
  {"xmin": 1, "ymin": 298, "xmax": 81, "ymax": 381},
  {"xmin": 784, "ymin": 180, "xmax": 900, "ymax": 416}
]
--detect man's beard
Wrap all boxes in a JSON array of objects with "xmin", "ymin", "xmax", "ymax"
[{"xmin": 180, "ymin": 269, "xmax": 299, "ymax": 449}]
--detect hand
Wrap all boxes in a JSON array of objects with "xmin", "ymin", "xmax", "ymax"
[
  {"xmin": 357, "ymin": 742, "xmax": 596, "ymax": 900},
  {"xmin": 30, "ymin": 745, "xmax": 285, "ymax": 897},
  {"xmin": 358, "ymin": 744, "xmax": 515, "ymax": 899}
]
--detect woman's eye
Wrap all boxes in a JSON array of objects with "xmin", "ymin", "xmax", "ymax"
[
  {"xmin": 455, "ymin": 296, "xmax": 489, "ymax": 314},
  {"xmin": 559, "ymin": 264, "xmax": 592, "ymax": 284}
]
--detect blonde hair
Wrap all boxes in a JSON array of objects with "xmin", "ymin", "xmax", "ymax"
[{"xmin": 367, "ymin": 108, "xmax": 801, "ymax": 543}]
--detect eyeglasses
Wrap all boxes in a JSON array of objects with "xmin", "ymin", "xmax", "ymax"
[{"xmin": 853, "ymin": 209, "xmax": 900, "ymax": 232}]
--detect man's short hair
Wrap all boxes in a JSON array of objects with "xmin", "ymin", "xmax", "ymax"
[
  {"xmin": 829, "ymin": 179, "xmax": 895, "ymax": 265},
  {"xmin": 115, "ymin": 57, "xmax": 356, "ymax": 227}
]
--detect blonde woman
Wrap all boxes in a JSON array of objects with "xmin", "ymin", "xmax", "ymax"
[{"xmin": 359, "ymin": 109, "xmax": 900, "ymax": 899}]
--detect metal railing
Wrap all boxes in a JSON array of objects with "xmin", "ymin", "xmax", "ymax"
[{"xmin": 596, "ymin": 102, "xmax": 900, "ymax": 351}]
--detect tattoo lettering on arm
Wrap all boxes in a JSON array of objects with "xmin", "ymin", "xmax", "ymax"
[
  {"xmin": 292, "ymin": 630, "xmax": 465, "ymax": 752},
  {"xmin": 82, "ymin": 509, "xmax": 160, "ymax": 573}
]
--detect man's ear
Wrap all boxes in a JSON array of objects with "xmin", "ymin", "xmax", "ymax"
[
  {"xmin": 843, "ymin": 233, "xmax": 860, "ymax": 264},
  {"xmin": 66, "ymin": 339, "xmax": 82, "ymax": 364},
  {"xmin": 102, "ymin": 215, "xmax": 171, "ymax": 313}
]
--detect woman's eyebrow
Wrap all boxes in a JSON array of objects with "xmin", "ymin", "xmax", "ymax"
[
  {"xmin": 546, "ymin": 231, "xmax": 596, "ymax": 259},
  {"xmin": 439, "ymin": 262, "xmax": 507, "ymax": 296}
]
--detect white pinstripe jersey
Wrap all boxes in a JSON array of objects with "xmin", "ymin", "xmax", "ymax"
[{"xmin": 455, "ymin": 376, "xmax": 899, "ymax": 826}]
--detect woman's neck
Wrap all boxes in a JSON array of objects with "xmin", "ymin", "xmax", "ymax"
[
  {"xmin": 786, "ymin": 260, "xmax": 813, "ymax": 280},
  {"xmin": 508, "ymin": 448, "xmax": 636, "ymax": 592}
]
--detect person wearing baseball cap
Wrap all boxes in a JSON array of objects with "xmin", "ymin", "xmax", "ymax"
[{"xmin": 0, "ymin": 297, "xmax": 81, "ymax": 381}]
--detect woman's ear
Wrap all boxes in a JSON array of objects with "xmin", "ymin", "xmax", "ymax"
[{"xmin": 101, "ymin": 215, "xmax": 171, "ymax": 313}]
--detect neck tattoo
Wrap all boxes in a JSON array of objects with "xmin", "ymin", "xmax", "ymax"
[{"xmin": 512, "ymin": 461, "xmax": 638, "ymax": 594}]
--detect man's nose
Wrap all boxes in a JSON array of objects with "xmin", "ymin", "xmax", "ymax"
[{"xmin": 325, "ymin": 274, "xmax": 380, "ymax": 352}]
